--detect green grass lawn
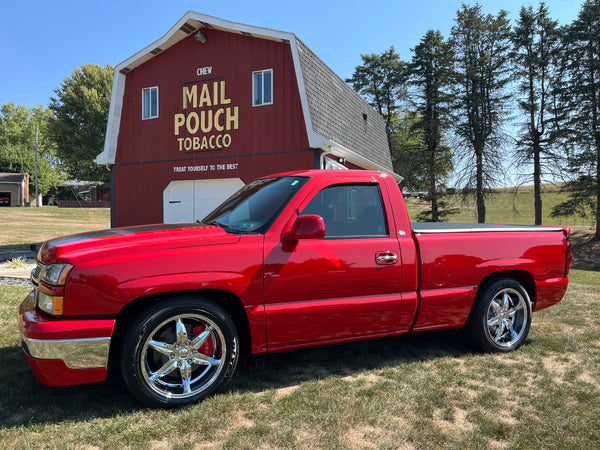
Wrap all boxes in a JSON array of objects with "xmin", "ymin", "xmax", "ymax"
[
  {"xmin": 0, "ymin": 207, "xmax": 110, "ymax": 252},
  {"xmin": 1, "ymin": 270, "xmax": 598, "ymax": 448},
  {"xmin": 0, "ymin": 195, "xmax": 598, "ymax": 448}
]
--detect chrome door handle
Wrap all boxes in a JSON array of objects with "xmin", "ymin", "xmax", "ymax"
[{"xmin": 376, "ymin": 252, "xmax": 398, "ymax": 265}]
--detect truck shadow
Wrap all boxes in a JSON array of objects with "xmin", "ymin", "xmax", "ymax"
[
  {"xmin": 229, "ymin": 329, "xmax": 471, "ymax": 394},
  {"xmin": 0, "ymin": 330, "xmax": 491, "ymax": 429}
]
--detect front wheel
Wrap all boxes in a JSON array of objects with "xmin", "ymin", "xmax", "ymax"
[
  {"xmin": 120, "ymin": 297, "xmax": 239, "ymax": 407},
  {"xmin": 466, "ymin": 278, "xmax": 532, "ymax": 352}
]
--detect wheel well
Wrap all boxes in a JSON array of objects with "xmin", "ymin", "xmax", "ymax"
[
  {"xmin": 108, "ymin": 290, "xmax": 252, "ymax": 376},
  {"xmin": 477, "ymin": 271, "xmax": 535, "ymax": 305},
  {"xmin": 462, "ymin": 270, "xmax": 536, "ymax": 337}
]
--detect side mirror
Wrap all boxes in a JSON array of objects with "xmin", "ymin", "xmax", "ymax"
[{"xmin": 282, "ymin": 214, "xmax": 326, "ymax": 243}]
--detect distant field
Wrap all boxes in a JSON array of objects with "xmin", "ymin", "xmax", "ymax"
[
  {"xmin": 0, "ymin": 207, "xmax": 110, "ymax": 252},
  {"xmin": 0, "ymin": 190, "xmax": 595, "ymax": 255},
  {"xmin": 405, "ymin": 190, "xmax": 588, "ymax": 227}
]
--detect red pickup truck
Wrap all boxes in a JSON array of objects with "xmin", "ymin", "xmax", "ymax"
[{"xmin": 19, "ymin": 170, "xmax": 571, "ymax": 407}]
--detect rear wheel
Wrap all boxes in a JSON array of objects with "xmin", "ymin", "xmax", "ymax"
[
  {"xmin": 120, "ymin": 297, "xmax": 239, "ymax": 407},
  {"xmin": 467, "ymin": 278, "xmax": 532, "ymax": 352}
]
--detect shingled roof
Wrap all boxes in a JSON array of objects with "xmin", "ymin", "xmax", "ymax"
[
  {"xmin": 296, "ymin": 39, "xmax": 393, "ymax": 172},
  {"xmin": 0, "ymin": 173, "xmax": 28, "ymax": 183},
  {"xmin": 97, "ymin": 12, "xmax": 396, "ymax": 178}
]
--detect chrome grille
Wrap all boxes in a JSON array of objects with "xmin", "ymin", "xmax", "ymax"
[{"xmin": 31, "ymin": 260, "xmax": 45, "ymax": 286}]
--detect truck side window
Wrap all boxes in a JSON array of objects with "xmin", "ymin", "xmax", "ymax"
[{"xmin": 302, "ymin": 184, "xmax": 388, "ymax": 238}]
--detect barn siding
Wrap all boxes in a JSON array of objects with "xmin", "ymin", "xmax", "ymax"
[{"xmin": 113, "ymin": 29, "xmax": 312, "ymax": 226}]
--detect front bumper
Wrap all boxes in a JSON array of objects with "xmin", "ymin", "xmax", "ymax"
[
  {"xmin": 18, "ymin": 292, "xmax": 116, "ymax": 387},
  {"xmin": 21, "ymin": 335, "xmax": 111, "ymax": 369}
]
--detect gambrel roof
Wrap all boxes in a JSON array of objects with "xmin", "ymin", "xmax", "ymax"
[
  {"xmin": 96, "ymin": 11, "xmax": 396, "ymax": 178},
  {"xmin": 295, "ymin": 39, "xmax": 392, "ymax": 172}
]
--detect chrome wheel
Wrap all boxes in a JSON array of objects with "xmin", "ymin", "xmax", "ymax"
[
  {"xmin": 141, "ymin": 313, "xmax": 226, "ymax": 399},
  {"xmin": 485, "ymin": 287, "xmax": 529, "ymax": 348},
  {"xmin": 466, "ymin": 278, "xmax": 532, "ymax": 352},
  {"xmin": 121, "ymin": 297, "xmax": 239, "ymax": 407}
]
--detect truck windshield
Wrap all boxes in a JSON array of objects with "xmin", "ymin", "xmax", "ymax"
[{"xmin": 202, "ymin": 176, "xmax": 308, "ymax": 234}]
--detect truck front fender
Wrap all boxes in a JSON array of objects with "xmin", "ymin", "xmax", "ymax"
[{"xmin": 118, "ymin": 271, "xmax": 249, "ymax": 302}]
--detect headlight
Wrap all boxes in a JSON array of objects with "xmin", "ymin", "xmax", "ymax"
[
  {"xmin": 38, "ymin": 291, "xmax": 64, "ymax": 315},
  {"xmin": 39, "ymin": 263, "xmax": 73, "ymax": 286},
  {"xmin": 35, "ymin": 263, "xmax": 73, "ymax": 315}
]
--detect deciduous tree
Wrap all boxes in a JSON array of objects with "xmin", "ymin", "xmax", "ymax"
[
  {"xmin": 388, "ymin": 111, "xmax": 427, "ymax": 190},
  {"xmin": 0, "ymin": 102, "xmax": 64, "ymax": 197},
  {"xmin": 49, "ymin": 63, "xmax": 113, "ymax": 182}
]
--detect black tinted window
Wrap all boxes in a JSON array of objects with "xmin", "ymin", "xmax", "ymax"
[
  {"xmin": 203, "ymin": 176, "xmax": 308, "ymax": 233},
  {"xmin": 301, "ymin": 184, "xmax": 388, "ymax": 238}
]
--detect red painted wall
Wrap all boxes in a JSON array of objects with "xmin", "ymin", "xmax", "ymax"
[{"xmin": 113, "ymin": 29, "xmax": 312, "ymax": 227}]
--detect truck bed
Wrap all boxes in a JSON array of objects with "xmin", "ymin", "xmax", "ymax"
[{"xmin": 409, "ymin": 221, "xmax": 570, "ymax": 332}]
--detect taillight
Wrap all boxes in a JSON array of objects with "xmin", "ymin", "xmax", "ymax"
[{"xmin": 565, "ymin": 234, "xmax": 572, "ymax": 277}]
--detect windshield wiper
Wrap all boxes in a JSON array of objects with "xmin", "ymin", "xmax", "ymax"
[
  {"xmin": 203, "ymin": 219, "xmax": 229, "ymax": 229},
  {"xmin": 203, "ymin": 219, "xmax": 262, "ymax": 235},
  {"xmin": 204, "ymin": 219, "xmax": 252, "ymax": 234}
]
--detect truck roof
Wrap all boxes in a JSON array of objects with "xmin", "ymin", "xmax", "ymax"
[{"xmin": 262, "ymin": 169, "xmax": 394, "ymax": 180}]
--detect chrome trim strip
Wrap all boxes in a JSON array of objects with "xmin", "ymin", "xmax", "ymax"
[
  {"xmin": 21, "ymin": 336, "xmax": 111, "ymax": 369},
  {"xmin": 413, "ymin": 226, "xmax": 565, "ymax": 234}
]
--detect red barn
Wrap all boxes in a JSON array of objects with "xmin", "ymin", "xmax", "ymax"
[{"xmin": 96, "ymin": 11, "xmax": 397, "ymax": 227}]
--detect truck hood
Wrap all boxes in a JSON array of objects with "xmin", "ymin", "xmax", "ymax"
[{"xmin": 37, "ymin": 223, "xmax": 240, "ymax": 265}]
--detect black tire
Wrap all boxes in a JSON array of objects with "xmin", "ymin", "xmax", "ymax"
[
  {"xmin": 466, "ymin": 278, "xmax": 532, "ymax": 353},
  {"xmin": 120, "ymin": 296, "xmax": 239, "ymax": 407}
]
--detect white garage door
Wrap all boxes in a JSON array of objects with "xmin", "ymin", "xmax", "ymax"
[{"xmin": 163, "ymin": 178, "xmax": 245, "ymax": 223}]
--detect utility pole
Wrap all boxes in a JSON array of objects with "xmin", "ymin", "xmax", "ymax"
[{"xmin": 34, "ymin": 127, "xmax": 39, "ymax": 207}]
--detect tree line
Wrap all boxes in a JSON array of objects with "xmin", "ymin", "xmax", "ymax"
[
  {"xmin": 0, "ymin": 63, "xmax": 114, "ymax": 199},
  {"xmin": 347, "ymin": 0, "xmax": 600, "ymax": 240},
  {"xmin": 1, "ymin": 1, "xmax": 598, "ymax": 240}
]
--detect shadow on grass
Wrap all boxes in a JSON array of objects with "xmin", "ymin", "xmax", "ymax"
[
  {"xmin": 0, "ymin": 346, "xmax": 138, "ymax": 429},
  {"xmin": 569, "ymin": 229, "xmax": 600, "ymax": 271},
  {"xmin": 0, "ymin": 328, "xmax": 475, "ymax": 429},
  {"xmin": 229, "ymin": 329, "xmax": 472, "ymax": 395}
]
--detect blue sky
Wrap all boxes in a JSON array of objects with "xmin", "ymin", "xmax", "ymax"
[{"xmin": 1, "ymin": 0, "xmax": 582, "ymax": 109}]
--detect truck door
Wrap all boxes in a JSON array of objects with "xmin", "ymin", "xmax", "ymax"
[{"xmin": 263, "ymin": 183, "xmax": 403, "ymax": 349}]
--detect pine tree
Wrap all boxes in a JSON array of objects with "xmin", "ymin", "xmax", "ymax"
[
  {"xmin": 410, "ymin": 30, "xmax": 456, "ymax": 221},
  {"xmin": 551, "ymin": 0, "xmax": 600, "ymax": 239},
  {"xmin": 346, "ymin": 47, "xmax": 408, "ymax": 148},
  {"xmin": 512, "ymin": 3, "xmax": 561, "ymax": 225},
  {"xmin": 451, "ymin": 4, "xmax": 512, "ymax": 223}
]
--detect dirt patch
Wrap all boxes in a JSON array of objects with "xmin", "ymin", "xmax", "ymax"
[
  {"xmin": 341, "ymin": 372, "xmax": 384, "ymax": 388},
  {"xmin": 272, "ymin": 384, "xmax": 300, "ymax": 400}
]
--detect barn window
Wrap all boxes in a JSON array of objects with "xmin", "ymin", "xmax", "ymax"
[
  {"xmin": 142, "ymin": 86, "xmax": 159, "ymax": 119},
  {"xmin": 252, "ymin": 69, "xmax": 273, "ymax": 106}
]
